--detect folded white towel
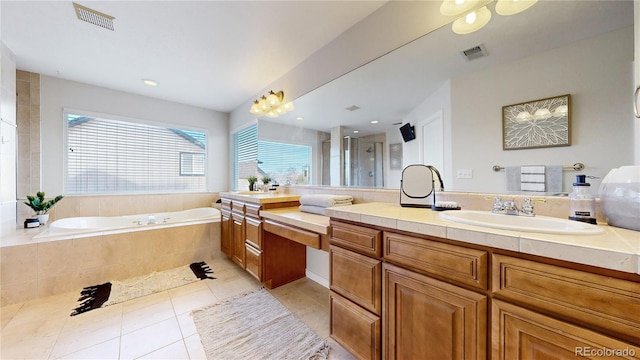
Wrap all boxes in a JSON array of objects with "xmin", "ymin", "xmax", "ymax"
[
  {"xmin": 299, "ymin": 194, "xmax": 353, "ymax": 208},
  {"xmin": 521, "ymin": 165, "xmax": 546, "ymax": 192},
  {"xmin": 299, "ymin": 205, "xmax": 328, "ymax": 216}
]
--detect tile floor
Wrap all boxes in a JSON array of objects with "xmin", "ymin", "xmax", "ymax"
[{"xmin": 1, "ymin": 257, "xmax": 355, "ymax": 360}]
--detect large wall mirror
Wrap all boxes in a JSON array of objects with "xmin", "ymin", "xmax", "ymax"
[{"xmin": 259, "ymin": 0, "xmax": 635, "ymax": 194}]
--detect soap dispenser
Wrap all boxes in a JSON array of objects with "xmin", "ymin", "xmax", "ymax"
[{"xmin": 568, "ymin": 175, "xmax": 596, "ymax": 224}]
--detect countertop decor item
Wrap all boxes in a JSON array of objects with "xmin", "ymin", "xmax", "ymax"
[
  {"xmin": 24, "ymin": 191, "xmax": 64, "ymax": 225},
  {"xmin": 599, "ymin": 165, "xmax": 640, "ymax": 231},
  {"xmin": 247, "ymin": 176, "xmax": 258, "ymax": 191}
]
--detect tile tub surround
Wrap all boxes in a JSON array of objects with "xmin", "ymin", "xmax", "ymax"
[
  {"xmin": 326, "ymin": 202, "xmax": 640, "ymax": 275},
  {"xmin": 0, "ymin": 222, "xmax": 222, "ymax": 307}
]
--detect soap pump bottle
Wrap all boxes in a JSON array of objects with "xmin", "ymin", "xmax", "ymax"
[{"xmin": 568, "ymin": 174, "xmax": 596, "ymax": 224}]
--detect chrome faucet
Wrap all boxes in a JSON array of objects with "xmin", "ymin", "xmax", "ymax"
[{"xmin": 489, "ymin": 196, "xmax": 539, "ymax": 216}]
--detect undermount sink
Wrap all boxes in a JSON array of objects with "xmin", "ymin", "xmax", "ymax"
[{"xmin": 439, "ymin": 210, "xmax": 604, "ymax": 235}]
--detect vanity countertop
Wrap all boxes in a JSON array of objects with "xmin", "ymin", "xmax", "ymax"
[
  {"xmin": 325, "ymin": 202, "xmax": 640, "ymax": 275},
  {"xmin": 220, "ymin": 191, "xmax": 300, "ymax": 204},
  {"xmin": 259, "ymin": 207, "xmax": 330, "ymax": 235}
]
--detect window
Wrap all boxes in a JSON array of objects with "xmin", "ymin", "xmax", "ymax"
[
  {"xmin": 65, "ymin": 112, "xmax": 207, "ymax": 194},
  {"xmin": 231, "ymin": 123, "xmax": 312, "ymax": 190}
]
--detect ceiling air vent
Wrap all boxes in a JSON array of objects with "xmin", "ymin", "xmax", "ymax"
[
  {"xmin": 460, "ymin": 44, "xmax": 488, "ymax": 61},
  {"xmin": 345, "ymin": 105, "xmax": 361, "ymax": 112},
  {"xmin": 73, "ymin": 2, "xmax": 115, "ymax": 31}
]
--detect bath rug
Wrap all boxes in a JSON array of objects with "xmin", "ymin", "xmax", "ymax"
[
  {"xmin": 70, "ymin": 261, "xmax": 214, "ymax": 316},
  {"xmin": 192, "ymin": 287, "xmax": 329, "ymax": 360}
]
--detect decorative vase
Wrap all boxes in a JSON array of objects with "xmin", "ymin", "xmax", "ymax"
[
  {"xmin": 36, "ymin": 213, "xmax": 50, "ymax": 226},
  {"xmin": 249, "ymin": 183, "xmax": 255, "ymax": 191}
]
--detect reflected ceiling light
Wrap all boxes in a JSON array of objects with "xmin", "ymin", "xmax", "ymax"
[
  {"xmin": 353, "ymin": 130, "xmax": 359, "ymax": 134},
  {"xmin": 495, "ymin": 0, "xmax": 538, "ymax": 16},
  {"xmin": 440, "ymin": 0, "xmax": 480, "ymax": 17},
  {"xmin": 452, "ymin": 6, "xmax": 491, "ymax": 34},
  {"xmin": 142, "ymin": 79, "xmax": 158, "ymax": 86},
  {"xmin": 371, "ymin": 120, "xmax": 379, "ymax": 124},
  {"xmin": 249, "ymin": 90, "xmax": 294, "ymax": 118},
  {"xmin": 296, "ymin": 117, "xmax": 304, "ymax": 121}
]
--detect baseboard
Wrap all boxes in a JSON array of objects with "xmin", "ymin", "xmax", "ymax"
[{"xmin": 305, "ymin": 269, "xmax": 329, "ymax": 289}]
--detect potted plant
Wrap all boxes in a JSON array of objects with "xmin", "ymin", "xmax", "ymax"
[
  {"xmin": 261, "ymin": 176, "xmax": 271, "ymax": 191},
  {"xmin": 24, "ymin": 191, "xmax": 64, "ymax": 225},
  {"xmin": 247, "ymin": 176, "xmax": 258, "ymax": 191}
]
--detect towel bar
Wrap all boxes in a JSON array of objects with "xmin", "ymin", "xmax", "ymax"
[{"xmin": 492, "ymin": 163, "xmax": 584, "ymax": 172}]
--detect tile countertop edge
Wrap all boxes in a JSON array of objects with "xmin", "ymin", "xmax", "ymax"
[
  {"xmin": 259, "ymin": 207, "xmax": 330, "ymax": 235},
  {"xmin": 219, "ymin": 191, "xmax": 301, "ymax": 204},
  {"xmin": 326, "ymin": 202, "xmax": 640, "ymax": 275}
]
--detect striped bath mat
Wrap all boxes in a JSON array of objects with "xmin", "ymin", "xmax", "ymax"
[{"xmin": 70, "ymin": 261, "xmax": 214, "ymax": 316}]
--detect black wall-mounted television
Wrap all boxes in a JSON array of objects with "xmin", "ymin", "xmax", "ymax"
[{"xmin": 399, "ymin": 123, "xmax": 416, "ymax": 142}]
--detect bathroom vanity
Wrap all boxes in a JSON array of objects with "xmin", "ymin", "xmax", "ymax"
[
  {"xmin": 326, "ymin": 203, "xmax": 640, "ymax": 360},
  {"xmin": 219, "ymin": 191, "xmax": 330, "ymax": 288}
]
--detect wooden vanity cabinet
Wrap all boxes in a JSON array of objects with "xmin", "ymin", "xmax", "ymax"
[
  {"xmin": 231, "ymin": 201, "xmax": 246, "ymax": 268},
  {"xmin": 382, "ymin": 231, "xmax": 488, "ymax": 360},
  {"xmin": 220, "ymin": 198, "xmax": 232, "ymax": 257},
  {"xmin": 329, "ymin": 220, "xmax": 382, "ymax": 360}
]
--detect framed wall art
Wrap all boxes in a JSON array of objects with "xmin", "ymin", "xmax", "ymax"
[{"xmin": 502, "ymin": 94, "xmax": 571, "ymax": 150}]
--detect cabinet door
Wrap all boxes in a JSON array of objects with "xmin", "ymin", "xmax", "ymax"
[
  {"xmin": 220, "ymin": 210, "xmax": 232, "ymax": 257},
  {"xmin": 232, "ymin": 215, "xmax": 245, "ymax": 268},
  {"xmin": 245, "ymin": 243, "xmax": 262, "ymax": 281},
  {"xmin": 492, "ymin": 299, "xmax": 640, "ymax": 360},
  {"xmin": 383, "ymin": 262, "xmax": 487, "ymax": 360},
  {"xmin": 330, "ymin": 291, "xmax": 381, "ymax": 360},
  {"xmin": 330, "ymin": 245, "xmax": 381, "ymax": 314},
  {"xmin": 245, "ymin": 216, "xmax": 262, "ymax": 249}
]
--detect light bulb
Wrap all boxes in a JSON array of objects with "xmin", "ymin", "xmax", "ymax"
[
  {"xmin": 283, "ymin": 102, "xmax": 294, "ymax": 111},
  {"xmin": 266, "ymin": 110, "xmax": 278, "ymax": 118},
  {"xmin": 266, "ymin": 92, "xmax": 280, "ymax": 106},
  {"xmin": 259, "ymin": 97, "xmax": 268, "ymax": 110},
  {"xmin": 250, "ymin": 101, "xmax": 262, "ymax": 115},
  {"xmin": 466, "ymin": 11, "xmax": 477, "ymax": 24}
]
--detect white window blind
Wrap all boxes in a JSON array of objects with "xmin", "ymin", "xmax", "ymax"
[
  {"xmin": 66, "ymin": 113, "xmax": 206, "ymax": 194},
  {"xmin": 231, "ymin": 124, "xmax": 258, "ymax": 190},
  {"xmin": 258, "ymin": 140, "xmax": 311, "ymax": 185}
]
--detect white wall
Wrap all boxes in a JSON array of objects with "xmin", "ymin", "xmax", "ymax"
[
  {"xmin": 450, "ymin": 27, "xmax": 634, "ymax": 193},
  {"xmin": 401, "ymin": 80, "xmax": 453, "ymax": 188},
  {"xmin": 385, "ymin": 127, "xmax": 403, "ymax": 188},
  {"xmin": 0, "ymin": 42, "xmax": 17, "ymax": 236},
  {"xmin": 40, "ymin": 76, "xmax": 229, "ymax": 195}
]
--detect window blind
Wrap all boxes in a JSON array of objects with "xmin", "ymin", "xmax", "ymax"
[
  {"xmin": 231, "ymin": 124, "xmax": 258, "ymax": 189},
  {"xmin": 66, "ymin": 113, "xmax": 206, "ymax": 194},
  {"xmin": 258, "ymin": 140, "xmax": 311, "ymax": 185}
]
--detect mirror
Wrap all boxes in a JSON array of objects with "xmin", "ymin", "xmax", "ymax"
[{"xmin": 262, "ymin": 0, "xmax": 635, "ymax": 193}]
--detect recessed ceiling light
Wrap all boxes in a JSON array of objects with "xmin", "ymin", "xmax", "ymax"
[
  {"xmin": 371, "ymin": 120, "xmax": 379, "ymax": 124},
  {"xmin": 353, "ymin": 130, "xmax": 359, "ymax": 134},
  {"xmin": 142, "ymin": 79, "xmax": 158, "ymax": 86},
  {"xmin": 296, "ymin": 117, "xmax": 304, "ymax": 121}
]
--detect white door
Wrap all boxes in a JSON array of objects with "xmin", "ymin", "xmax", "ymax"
[{"xmin": 418, "ymin": 111, "xmax": 444, "ymax": 173}]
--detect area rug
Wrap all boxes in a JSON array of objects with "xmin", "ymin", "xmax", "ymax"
[
  {"xmin": 192, "ymin": 287, "xmax": 329, "ymax": 360},
  {"xmin": 71, "ymin": 261, "xmax": 214, "ymax": 316}
]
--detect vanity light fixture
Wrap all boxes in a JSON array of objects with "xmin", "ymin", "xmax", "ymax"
[
  {"xmin": 451, "ymin": 6, "xmax": 491, "ymax": 35},
  {"xmin": 444, "ymin": 0, "xmax": 537, "ymax": 35},
  {"xmin": 249, "ymin": 90, "xmax": 294, "ymax": 118},
  {"xmin": 440, "ymin": 0, "xmax": 481, "ymax": 17}
]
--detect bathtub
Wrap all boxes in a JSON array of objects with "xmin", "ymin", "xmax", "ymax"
[
  {"xmin": 1, "ymin": 206, "xmax": 223, "ymax": 306},
  {"xmin": 34, "ymin": 207, "xmax": 220, "ymax": 240}
]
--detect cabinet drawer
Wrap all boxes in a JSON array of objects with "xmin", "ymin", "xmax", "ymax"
[
  {"xmin": 330, "ymin": 220, "xmax": 382, "ymax": 258},
  {"xmin": 221, "ymin": 198, "xmax": 232, "ymax": 211},
  {"xmin": 264, "ymin": 219, "xmax": 320, "ymax": 249},
  {"xmin": 245, "ymin": 216, "xmax": 262, "ymax": 249},
  {"xmin": 384, "ymin": 231, "xmax": 488, "ymax": 290},
  {"xmin": 330, "ymin": 245, "xmax": 381, "ymax": 315},
  {"xmin": 492, "ymin": 254, "xmax": 640, "ymax": 343},
  {"xmin": 330, "ymin": 291, "xmax": 380, "ymax": 360},
  {"xmin": 231, "ymin": 201, "xmax": 245, "ymax": 215},
  {"xmin": 492, "ymin": 299, "xmax": 640, "ymax": 360},
  {"xmin": 245, "ymin": 203, "xmax": 262, "ymax": 218},
  {"xmin": 245, "ymin": 243, "xmax": 262, "ymax": 281}
]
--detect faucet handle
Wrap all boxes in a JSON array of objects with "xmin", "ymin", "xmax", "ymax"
[
  {"xmin": 491, "ymin": 196, "xmax": 504, "ymax": 213},
  {"xmin": 520, "ymin": 197, "xmax": 534, "ymax": 216}
]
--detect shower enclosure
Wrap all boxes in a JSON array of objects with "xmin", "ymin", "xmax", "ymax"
[{"xmin": 321, "ymin": 137, "xmax": 384, "ymax": 187}]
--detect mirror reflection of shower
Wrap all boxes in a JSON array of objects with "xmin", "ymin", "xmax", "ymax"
[{"xmin": 321, "ymin": 135, "xmax": 384, "ymax": 187}]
